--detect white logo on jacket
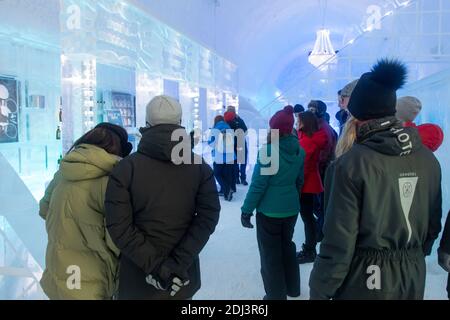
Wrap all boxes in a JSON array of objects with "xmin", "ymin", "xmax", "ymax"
[{"xmin": 66, "ymin": 265, "xmax": 81, "ymax": 290}]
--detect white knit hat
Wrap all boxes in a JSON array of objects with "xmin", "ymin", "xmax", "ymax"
[
  {"xmin": 396, "ymin": 96, "xmax": 422, "ymax": 122},
  {"xmin": 146, "ymin": 95, "xmax": 182, "ymax": 126},
  {"xmin": 341, "ymin": 80, "xmax": 358, "ymax": 97}
]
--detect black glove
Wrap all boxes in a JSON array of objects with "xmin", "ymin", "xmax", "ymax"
[
  {"xmin": 146, "ymin": 258, "xmax": 190, "ymax": 297},
  {"xmin": 423, "ymin": 240, "xmax": 434, "ymax": 256},
  {"xmin": 241, "ymin": 213, "xmax": 254, "ymax": 229},
  {"xmin": 438, "ymin": 248, "xmax": 450, "ymax": 273}
]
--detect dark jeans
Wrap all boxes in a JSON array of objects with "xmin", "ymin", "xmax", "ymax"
[
  {"xmin": 313, "ymin": 193, "xmax": 324, "ymax": 241},
  {"xmin": 314, "ymin": 165, "xmax": 329, "ymax": 240},
  {"xmin": 256, "ymin": 213, "xmax": 300, "ymax": 300},
  {"xmin": 235, "ymin": 142, "xmax": 248, "ymax": 182},
  {"xmin": 234, "ymin": 163, "xmax": 247, "ymax": 182},
  {"xmin": 300, "ymin": 193, "xmax": 317, "ymax": 250},
  {"xmin": 213, "ymin": 163, "xmax": 234, "ymax": 195}
]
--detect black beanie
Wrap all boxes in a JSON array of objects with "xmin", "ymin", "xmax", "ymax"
[
  {"xmin": 308, "ymin": 100, "xmax": 327, "ymax": 119},
  {"xmin": 348, "ymin": 59, "xmax": 407, "ymax": 121},
  {"xmin": 294, "ymin": 104, "xmax": 304, "ymax": 113}
]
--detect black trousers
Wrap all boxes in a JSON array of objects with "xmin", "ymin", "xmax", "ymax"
[
  {"xmin": 234, "ymin": 163, "xmax": 247, "ymax": 182},
  {"xmin": 235, "ymin": 143, "xmax": 248, "ymax": 182},
  {"xmin": 256, "ymin": 213, "xmax": 300, "ymax": 300},
  {"xmin": 213, "ymin": 163, "xmax": 233, "ymax": 195},
  {"xmin": 300, "ymin": 193, "xmax": 317, "ymax": 250},
  {"xmin": 447, "ymin": 274, "xmax": 450, "ymax": 300},
  {"xmin": 314, "ymin": 165, "xmax": 329, "ymax": 240}
]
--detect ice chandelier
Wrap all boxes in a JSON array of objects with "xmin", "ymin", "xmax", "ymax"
[
  {"xmin": 308, "ymin": 29, "xmax": 337, "ymax": 70},
  {"xmin": 308, "ymin": 0, "xmax": 336, "ymax": 70}
]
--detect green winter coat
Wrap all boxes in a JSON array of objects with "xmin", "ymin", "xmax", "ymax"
[
  {"xmin": 39, "ymin": 144, "xmax": 121, "ymax": 300},
  {"xmin": 241, "ymin": 134, "xmax": 305, "ymax": 218}
]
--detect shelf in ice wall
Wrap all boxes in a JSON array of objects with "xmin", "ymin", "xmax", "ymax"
[{"xmin": 60, "ymin": 0, "xmax": 237, "ymax": 92}]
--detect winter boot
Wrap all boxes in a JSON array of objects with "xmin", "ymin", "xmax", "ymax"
[
  {"xmin": 241, "ymin": 180, "xmax": 248, "ymax": 186},
  {"xmin": 224, "ymin": 191, "xmax": 233, "ymax": 202},
  {"xmin": 296, "ymin": 244, "xmax": 317, "ymax": 264}
]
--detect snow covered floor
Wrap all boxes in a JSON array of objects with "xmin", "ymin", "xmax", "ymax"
[{"xmin": 196, "ymin": 183, "xmax": 449, "ymax": 300}]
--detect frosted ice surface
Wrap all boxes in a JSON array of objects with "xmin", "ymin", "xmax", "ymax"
[
  {"xmin": 0, "ymin": 153, "xmax": 46, "ymax": 267},
  {"xmin": 0, "ymin": 216, "xmax": 46, "ymax": 299}
]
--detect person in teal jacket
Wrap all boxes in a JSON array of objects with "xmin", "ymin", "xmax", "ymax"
[{"xmin": 241, "ymin": 105, "xmax": 305, "ymax": 300}]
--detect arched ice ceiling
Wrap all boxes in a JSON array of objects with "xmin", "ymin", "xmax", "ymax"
[
  {"xmin": 0, "ymin": 0, "xmax": 397, "ymax": 107},
  {"xmin": 130, "ymin": 0, "xmax": 388, "ymax": 103}
]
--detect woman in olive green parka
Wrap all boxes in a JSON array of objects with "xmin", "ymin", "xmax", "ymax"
[{"xmin": 39, "ymin": 123, "xmax": 132, "ymax": 300}]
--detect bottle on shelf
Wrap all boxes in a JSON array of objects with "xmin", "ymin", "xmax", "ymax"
[
  {"xmin": 57, "ymin": 154, "xmax": 63, "ymax": 165},
  {"xmin": 56, "ymin": 126, "xmax": 61, "ymax": 140},
  {"xmin": 59, "ymin": 96, "xmax": 63, "ymax": 122}
]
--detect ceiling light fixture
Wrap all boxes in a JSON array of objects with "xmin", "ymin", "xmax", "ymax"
[
  {"xmin": 308, "ymin": 28, "xmax": 337, "ymax": 70},
  {"xmin": 308, "ymin": 0, "xmax": 337, "ymax": 70}
]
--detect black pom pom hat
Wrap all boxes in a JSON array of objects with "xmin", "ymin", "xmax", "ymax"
[{"xmin": 348, "ymin": 58, "xmax": 408, "ymax": 121}]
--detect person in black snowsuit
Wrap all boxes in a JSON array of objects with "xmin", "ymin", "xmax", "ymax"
[
  {"xmin": 310, "ymin": 59, "xmax": 442, "ymax": 300},
  {"xmin": 105, "ymin": 95, "xmax": 220, "ymax": 300},
  {"xmin": 438, "ymin": 211, "xmax": 450, "ymax": 299}
]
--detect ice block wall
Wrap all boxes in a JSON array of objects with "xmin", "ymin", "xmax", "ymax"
[
  {"xmin": 400, "ymin": 68, "xmax": 450, "ymax": 214},
  {"xmin": 260, "ymin": 0, "xmax": 450, "ymax": 123}
]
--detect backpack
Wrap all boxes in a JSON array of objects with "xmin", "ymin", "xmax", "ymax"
[{"xmin": 217, "ymin": 129, "xmax": 234, "ymax": 154}]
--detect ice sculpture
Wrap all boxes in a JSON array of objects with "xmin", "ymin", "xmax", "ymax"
[
  {"xmin": 0, "ymin": 216, "xmax": 45, "ymax": 299},
  {"xmin": 0, "ymin": 153, "xmax": 46, "ymax": 267},
  {"xmin": 0, "ymin": 152, "xmax": 47, "ymax": 299},
  {"xmin": 400, "ymin": 68, "xmax": 450, "ymax": 212}
]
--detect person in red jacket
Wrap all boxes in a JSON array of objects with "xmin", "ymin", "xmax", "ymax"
[
  {"xmin": 296, "ymin": 111, "xmax": 328, "ymax": 264},
  {"xmin": 396, "ymin": 96, "xmax": 444, "ymax": 152},
  {"xmin": 307, "ymin": 100, "xmax": 337, "ymax": 242}
]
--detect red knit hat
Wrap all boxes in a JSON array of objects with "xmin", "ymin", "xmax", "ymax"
[
  {"xmin": 224, "ymin": 111, "xmax": 236, "ymax": 123},
  {"xmin": 269, "ymin": 105, "xmax": 295, "ymax": 135},
  {"xmin": 417, "ymin": 123, "xmax": 444, "ymax": 152}
]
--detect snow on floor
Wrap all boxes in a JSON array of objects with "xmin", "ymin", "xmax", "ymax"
[{"xmin": 196, "ymin": 183, "xmax": 449, "ymax": 300}]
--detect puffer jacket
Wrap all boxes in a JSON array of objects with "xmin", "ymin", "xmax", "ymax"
[
  {"xmin": 241, "ymin": 134, "xmax": 305, "ymax": 218},
  {"xmin": 105, "ymin": 124, "xmax": 220, "ymax": 300},
  {"xmin": 208, "ymin": 120, "xmax": 235, "ymax": 164},
  {"xmin": 298, "ymin": 130, "xmax": 328, "ymax": 194},
  {"xmin": 39, "ymin": 144, "xmax": 120, "ymax": 300},
  {"xmin": 310, "ymin": 117, "xmax": 442, "ymax": 300},
  {"xmin": 317, "ymin": 118, "xmax": 337, "ymax": 173}
]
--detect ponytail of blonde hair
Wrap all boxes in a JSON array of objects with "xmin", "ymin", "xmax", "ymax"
[{"xmin": 335, "ymin": 116, "xmax": 359, "ymax": 158}]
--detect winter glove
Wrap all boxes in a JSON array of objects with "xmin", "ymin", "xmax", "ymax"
[
  {"xmin": 146, "ymin": 258, "xmax": 191, "ymax": 297},
  {"xmin": 438, "ymin": 248, "xmax": 450, "ymax": 273},
  {"xmin": 241, "ymin": 213, "xmax": 254, "ymax": 229},
  {"xmin": 423, "ymin": 240, "xmax": 434, "ymax": 256},
  {"xmin": 145, "ymin": 273, "xmax": 167, "ymax": 290}
]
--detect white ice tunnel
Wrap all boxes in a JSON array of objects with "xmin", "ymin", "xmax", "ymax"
[{"xmin": 0, "ymin": 0, "xmax": 449, "ymax": 299}]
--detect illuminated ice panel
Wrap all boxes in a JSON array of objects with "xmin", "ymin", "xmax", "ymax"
[{"xmin": 0, "ymin": 216, "xmax": 46, "ymax": 300}]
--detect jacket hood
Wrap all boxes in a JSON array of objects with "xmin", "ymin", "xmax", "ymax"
[
  {"xmin": 214, "ymin": 121, "xmax": 231, "ymax": 131},
  {"xmin": 277, "ymin": 134, "xmax": 302, "ymax": 163},
  {"xmin": 138, "ymin": 124, "xmax": 191, "ymax": 162},
  {"xmin": 357, "ymin": 116, "xmax": 423, "ymax": 156},
  {"xmin": 60, "ymin": 144, "xmax": 120, "ymax": 181}
]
